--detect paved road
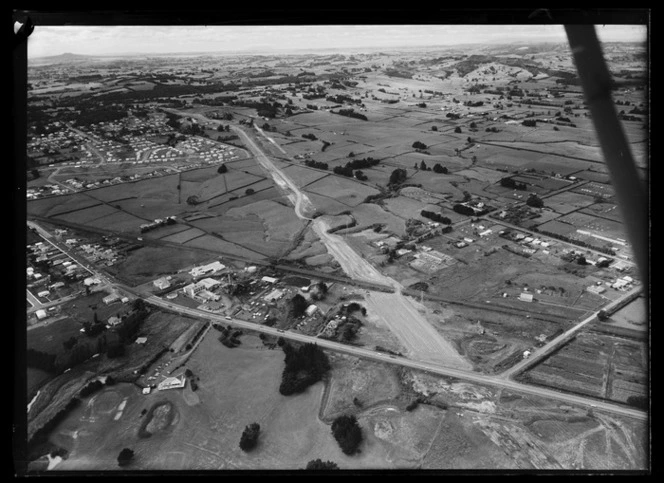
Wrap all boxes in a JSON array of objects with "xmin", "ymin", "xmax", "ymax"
[{"xmin": 147, "ymin": 294, "xmax": 646, "ymax": 421}]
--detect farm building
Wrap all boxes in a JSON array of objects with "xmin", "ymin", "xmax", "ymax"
[
  {"xmin": 264, "ymin": 289, "xmax": 284, "ymax": 303},
  {"xmin": 519, "ymin": 293, "xmax": 534, "ymax": 302},
  {"xmin": 37, "ymin": 290, "xmax": 50, "ymax": 298},
  {"xmin": 158, "ymin": 375, "xmax": 186, "ymax": 391},
  {"xmin": 262, "ymin": 276, "xmax": 279, "ymax": 284},
  {"xmin": 190, "ymin": 261, "xmax": 225, "ymax": 277}
]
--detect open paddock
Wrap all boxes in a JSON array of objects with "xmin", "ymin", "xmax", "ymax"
[
  {"xmin": 534, "ymin": 219, "xmax": 578, "ymax": 237},
  {"xmin": 111, "ymin": 198, "xmax": 189, "ymax": 220},
  {"xmin": 577, "ymin": 170, "xmax": 611, "ymax": 184},
  {"xmin": 147, "ymin": 223, "xmax": 196, "ymax": 240},
  {"xmin": 86, "ymin": 175, "xmax": 180, "ymax": 203},
  {"xmin": 349, "ymin": 203, "xmax": 408, "ymax": 237},
  {"xmin": 184, "ymin": 234, "xmax": 267, "ymax": 259},
  {"xmin": 53, "ymin": 203, "xmax": 120, "ymax": 225},
  {"xmin": 208, "ymin": 187, "xmax": 283, "ymax": 214},
  {"xmin": 85, "ymin": 210, "xmax": 148, "ymax": 233},
  {"xmin": 27, "ymin": 194, "xmax": 102, "ymax": 218},
  {"xmin": 453, "ymin": 166, "xmax": 507, "ymax": 184},
  {"xmin": 159, "ymin": 227, "xmax": 208, "ymax": 244},
  {"xmin": 544, "ymin": 191, "xmax": 598, "ymax": 215},
  {"xmin": 281, "ymin": 164, "xmax": 330, "ymax": 187},
  {"xmin": 305, "ymin": 175, "xmax": 379, "ymax": 207},
  {"xmin": 304, "ymin": 192, "xmax": 355, "ymax": 215},
  {"xmin": 512, "ymin": 175, "xmax": 573, "ymax": 192},
  {"xmin": 228, "ymin": 178, "xmax": 276, "ymax": 197}
]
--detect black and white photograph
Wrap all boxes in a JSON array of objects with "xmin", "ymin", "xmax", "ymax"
[{"xmin": 14, "ymin": 9, "xmax": 650, "ymax": 475}]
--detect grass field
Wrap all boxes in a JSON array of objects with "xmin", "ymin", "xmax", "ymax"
[
  {"xmin": 184, "ymin": 234, "xmax": 268, "ymax": 259},
  {"xmin": 159, "ymin": 227, "xmax": 208, "ymax": 244},
  {"xmin": 27, "ymin": 195, "xmax": 102, "ymax": 218},
  {"xmin": 305, "ymin": 176, "xmax": 379, "ymax": 207}
]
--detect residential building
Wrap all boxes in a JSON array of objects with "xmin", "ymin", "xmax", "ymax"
[
  {"xmin": 153, "ymin": 277, "xmax": 171, "ymax": 290},
  {"xmin": 262, "ymin": 276, "xmax": 278, "ymax": 284},
  {"xmin": 158, "ymin": 375, "xmax": 186, "ymax": 391}
]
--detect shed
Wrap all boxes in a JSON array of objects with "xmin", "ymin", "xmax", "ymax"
[
  {"xmin": 519, "ymin": 293, "xmax": 534, "ymax": 302},
  {"xmin": 35, "ymin": 309, "xmax": 47, "ymax": 320}
]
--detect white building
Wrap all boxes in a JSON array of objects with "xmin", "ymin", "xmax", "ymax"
[
  {"xmin": 190, "ymin": 261, "xmax": 225, "ymax": 277},
  {"xmin": 103, "ymin": 293, "xmax": 120, "ymax": 305},
  {"xmin": 153, "ymin": 277, "xmax": 171, "ymax": 290},
  {"xmin": 519, "ymin": 293, "xmax": 534, "ymax": 302},
  {"xmin": 262, "ymin": 276, "xmax": 278, "ymax": 284},
  {"xmin": 35, "ymin": 309, "xmax": 47, "ymax": 320},
  {"xmin": 305, "ymin": 304, "xmax": 319, "ymax": 316},
  {"xmin": 158, "ymin": 375, "xmax": 186, "ymax": 391}
]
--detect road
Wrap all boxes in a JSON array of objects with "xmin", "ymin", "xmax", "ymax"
[
  {"xmin": 236, "ymin": 122, "xmax": 471, "ymax": 369},
  {"xmin": 147, "ymin": 294, "xmax": 646, "ymax": 421},
  {"xmin": 500, "ymin": 284, "xmax": 643, "ymax": 379}
]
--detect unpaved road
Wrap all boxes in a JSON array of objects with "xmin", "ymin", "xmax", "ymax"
[{"xmin": 234, "ymin": 123, "xmax": 471, "ymax": 369}]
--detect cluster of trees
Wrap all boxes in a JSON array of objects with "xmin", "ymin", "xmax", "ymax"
[
  {"xmin": 412, "ymin": 141, "xmax": 427, "ymax": 150},
  {"xmin": 433, "ymin": 164, "xmax": 449, "ymax": 174},
  {"xmin": 26, "ymin": 348, "xmax": 57, "ymax": 373},
  {"xmin": 279, "ymin": 342, "xmax": 330, "ymax": 396},
  {"xmin": 332, "ymin": 109, "xmax": 367, "ymax": 121},
  {"xmin": 305, "ymin": 459, "xmax": 339, "ymax": 470},
  {"xmin": 522, "ymin": 119, "xmax": 537, "ymax": 127},
  {"xmin": 215, "ymin": 324, "xmax": 243, "ymax": 348},
  {"xmin": 333, "ymin": 156, "xmax": 380, "ymax": 178},
  {"xmin": 239, "ymin": 423, "xmax": 261, "ymax": 452},
  {"xmin": 464, "ymin": 100, "xmax": 484, "ymax": 107},
  {"xmin": 302, "ymin": 133, "xmax": 318, "ymax": 141},
  {"xmin": 217, "ymin": 164, "xmax": 228, "ymax": 174},
  {"xmin": 500, "ymin": 177, "xmax": 527, "ymax": 190},
  {"xmin": 304, "ymin": 160, "xmax": 328, "ymax": 170},
  {"xmin": 74, "ymin": 104, "xmax": 129, "ymax": 127},
  {"xmin": 420, "ymin": 210, "xmax": 452, "ymax": 224},
  {"xmin": 79, "ymin": 379, "xmax": 105, "ymax": 398},
  {"xmin": 453, "ymin": 203, "xmax": 477, "ymax": 216},
  {"xmin": 331, "ymin": 415, "xmax": 363, "ymax": 455},
  {"xmin": 446, "ymin": 112, "xmax": 461, "ymax": 120},
  {"xmin": 526, "ymin": 193, "xmax": 544, "ymax": 208},
  {"xmin": 288, "ymin": 293, "xmax": 309, "ymax": 319},
  {"xmin": 388, "ymin": 168, "xmax": 408, "ymax": 186},
  {"xmin": 117, "ymin": 448, "xmax": 134, "ymax": 467},
  {"xmin": 28, "ymin": 397, "xmax": 82, "ymax": 460}
]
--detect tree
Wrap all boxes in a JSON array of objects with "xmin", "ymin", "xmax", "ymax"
[
  {"xmin": 289, "ymin": 294, "xmax": 308, "ymax": 318},
  {"xmin": 431, "ymin": 125, "xmax": 438, "ymax": 131},
  {"xmin": 305, "ymin": 459, "xmax": 339, "ymax": 470},
  {"xmin": 412, "ymin": 141, "xmax": 427, "ymax": 150},
  {"xmin": 354, "ymin": 170, "xmax": 368, "ymax": 181},
  {"xmin": 331, "ymin": 415, "xmax": 363, "ymax": 455},
  {"xmin": 433, "ymin": 164, "xmax": 448, "ymax": 174},
  {"xmin": 117, "ymin": 448, "xmax": 134, "ymax": 467},
  {"xmin": 239, "ymin": 423, "xmax": 261, "ymax": 452},
  {"xmin": 420, "ymin": 160, "xmax": 427, "ymax": 171},
  {"xmin": 132, "ymin": 298, "xmax": 146, "ymax": 313},
  {"xmin": 31, "ymin": 168, "xmax": 40, "ymax": 179},
  {"xmin": 388, "ymin": 168, "xmax": 407, "ymax": 186},
  {"xmin": 470, "ymin": 121, "xmax": 477, "ymax": 128},
  {"xmin": 245, "ymin": 188, "xmax": 255, "ymax": 196},
  {"xmin": 526, "ymin": 193, "xmax": 544, "ymax": 208},
  {"xmin": 454, "ymin": 126, "xmax": 462, "ymax": 133},
  {"xmin": 217, "ymin": 164, "xmax": 228, "ymax": 174}
]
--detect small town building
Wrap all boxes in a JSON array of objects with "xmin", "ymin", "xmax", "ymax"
[
  {"xmin": 190, "ymin": 261, "xmax": 225, "ymax": 278},
  {"xmin": 262, "ymin": 276, "xmax": 278, "ymax": 284},
  {"xmin": 37, "ymin": 290, "xmax": 50, "ymax": 298},
  {"xmin": 519, "ymin": 293, "xmax": 534, "ymax": 302},
  {"xmin": 135, "ymin": 337, "xmax": 148, "ymax": 345},
  {"xmin": 103, "ymin": 293, "xmax": 120, "ymax": 305},
  {"xmin": 158, "ymin": 375, "xmax": 186, "ymax": 391},
  {"xmin": 142, "ymin": 387, "xmax": 151, "ymax": 395},
  {"xmin": 107, "ymin": 316, "xmax": 122, "ymax": 326},
  {"xmin": 35, "ymin": 309, "xmax": 47, "ymax": 320},
  {"xmin": 264, "ymin": 289, "xmax": 284, "ymax": 303}
]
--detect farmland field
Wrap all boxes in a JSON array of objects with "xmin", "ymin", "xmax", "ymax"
[
  {"xmin": 159, "ymin": 227, "xmax": 207, "ymax": 244},
  {"xmin": 184, "ymin": 234, "xmax": 268, "ymax": 259},
  {"xmin": 27, "ymin": 195, "xmax": 102, "ymax": 218},
  {"xmin": 305, "ymin": 175, "xmax": 379, "ymax": 207}
]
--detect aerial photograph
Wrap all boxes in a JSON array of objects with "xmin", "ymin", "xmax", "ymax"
[{"xmin": 17, "ymin": 12, "xmax": 649, "ymax": 474}]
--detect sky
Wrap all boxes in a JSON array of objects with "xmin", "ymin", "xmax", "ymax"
[{"xmin": 26, "ymin": 24, "xmax": 647, "ymax": 59}]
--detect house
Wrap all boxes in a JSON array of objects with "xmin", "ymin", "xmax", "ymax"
[
  {"xmin": 153, "ymin": 277, "xmax": 171, "ymax": 290},
  {"xmin": 107, "ymin": 316, "xmax": 121, "ymax": 327},
  {"xmin": 103, "ymin": 293, "xmax": 120, "ymax": 305},
  {"xmin": 587, "ymin": 285, "xmax": 606, "ymax": 295},
  {"xmin": 84, "ymin": 277, "xmax": 101, "ymax": 286},
  {"xmin": 135, "ymin": 337, "xmax": 148, "ymax": 345},
  {"xmin": 121, "ymin": 297, "xmax": 129, "ymax": 304},
  {"xmin": 519, "ymin": 293, "xmax": 534, "ymax": 302},
  {"xmin": 142, "ymin": 387, "xmax": 151, "ymax": 395},
  {"xmin": 262, "ymin": 276, "xmax": 278, "ymax": 284},
  {"xmin": 35, "ymin": 309, "xmax": 47, "ymax": 320},
  {"xmin": 37, "ymin": 290, "xmax": 50, "ymax": 298},
  {"xmin": 158, "ymin": 375, "xmax": 186, "ymax": 391},
  {"xmin": 305, "ymin": 304, "xmax": 319, "ymax": 316}
]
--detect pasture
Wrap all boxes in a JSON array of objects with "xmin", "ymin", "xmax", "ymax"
[{"xmin": 305, "ymin": 175, "xmax": 379, "ymax": 207}]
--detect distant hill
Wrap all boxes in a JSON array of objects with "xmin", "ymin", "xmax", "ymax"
[{"xmin": 29, "ymin": 52, "xmax": 96, "ymax": 65}]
